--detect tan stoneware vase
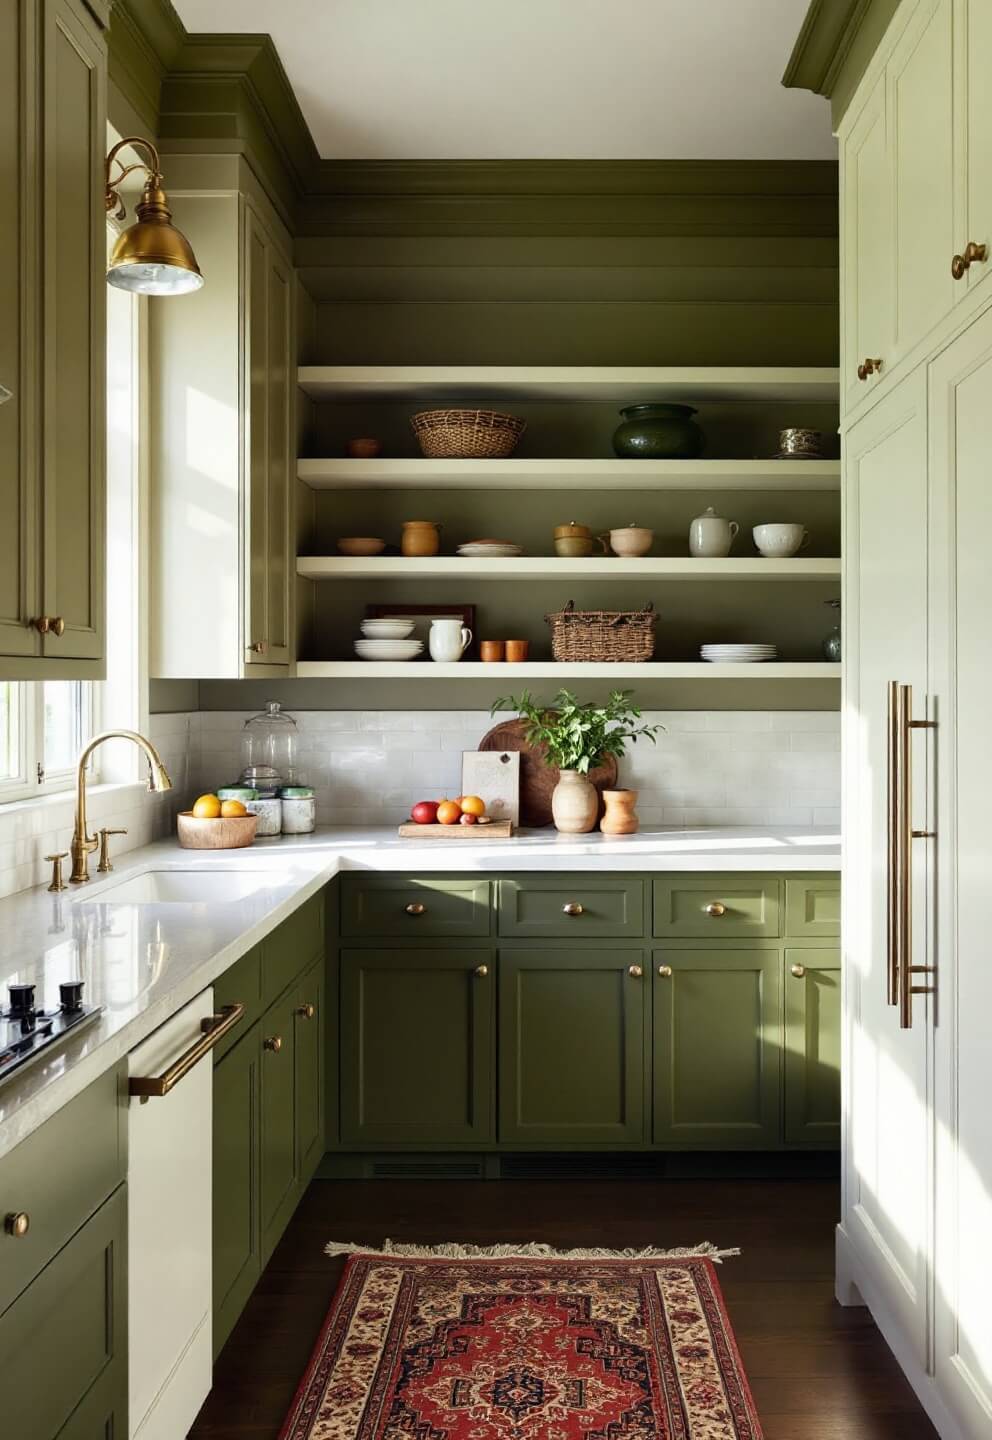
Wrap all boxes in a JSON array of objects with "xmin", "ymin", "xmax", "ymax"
[
  {"xmin": 551, "ymin": 769, "xmax": 600, "ymax": 834},
  {"xmin": 401, "ymin": 520, "xmax": 441, "ymax": 556},
  {"xmin": 600, "ymin": 788, "xmax": 640, "ymax": 835}
]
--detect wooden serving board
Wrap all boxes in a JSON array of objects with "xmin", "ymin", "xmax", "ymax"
[{"xmin": 397, "ymin": 820, "xmax": 514, "ymax": 839}]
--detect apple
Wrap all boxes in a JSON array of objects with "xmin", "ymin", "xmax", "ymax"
[
  {"xmin": 459, "ymin": 812, "xmax": 478, "ymax": 826},
  {"xmin": 410, "ymin": 800, "xmax": 439, "ymax": 825}
]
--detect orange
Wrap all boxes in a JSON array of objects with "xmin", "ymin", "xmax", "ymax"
[
  {"xmin": 192, "ymin": 793, "xmax": 222, "ymax": 819},
  {"xmin": 436, "ymin": 800, "xmax": 462, "ymax": 825},
  {"xmin": 459, "ymin": 794, "xmax": 485, "ymax": 817},
  {"xmin": 220, "ymin": 799, "xmax": 248, "ymax": 818}
]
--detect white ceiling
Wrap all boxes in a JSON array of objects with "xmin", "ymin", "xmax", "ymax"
[{"xmin": 174, "ymin": 0, "xmax": 834, "ymax": 161}]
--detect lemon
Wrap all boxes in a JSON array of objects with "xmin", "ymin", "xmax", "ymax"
[
  {"xmin": 220, "ymin": 799, "xmax": 248, "ymax": 818},
  {"xmin": 192, "ymin": 794, "xmax": 222, "ymax": 819}
]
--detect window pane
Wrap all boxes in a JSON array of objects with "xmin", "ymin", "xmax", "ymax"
[
  {"xmin": 0, "ymin": 683, "xmax": 20, "ymax": 781},
  {"xmin": 43, "ymin": 682, "xmax": 90, "ymax": 773}
]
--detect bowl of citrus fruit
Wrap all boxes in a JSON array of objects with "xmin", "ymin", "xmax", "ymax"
[{"xmin": 177, "ymin": 793, "xmax": 258, "ymax": 849}]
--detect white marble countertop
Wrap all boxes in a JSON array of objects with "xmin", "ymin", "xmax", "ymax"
[{"xmin": 0, "ymin": 825, "xmax": 839, "ymax": 1160}]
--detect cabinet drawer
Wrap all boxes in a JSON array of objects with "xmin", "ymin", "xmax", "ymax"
[
  {"xmin": 653, "ymin": 876, "xmax": 781, "ymax": 938},
  {"xmin": 262, "ymin": 890, "xmax": 325, "ymax": 1008},
  {"xmin": 0, "ymin": 1063, "xmax": 125, "ymax": 1316},
  {"xmin": 342, "ymin": 877, "xmax": 492, "ymax": 939},
  {"xmin": 786, "ymin": 878, "xmax": 841, "ymax": 938},
  {"xmin": 213, "ymin": 942, "xmax": 262, "ymax": 1061},
  {"xmin": 499, "ymin": 877, "xmax": 645, "ymax": 939}
]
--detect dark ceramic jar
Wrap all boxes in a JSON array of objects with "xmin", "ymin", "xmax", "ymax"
[{"xmin": 612, "ymin": 403, "xmax": 705, "ymax": 459}]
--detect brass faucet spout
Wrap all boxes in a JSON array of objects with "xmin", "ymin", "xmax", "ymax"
[{"xmin": 70, "ymin": 730, "xmax": 173, "ymax": 884}]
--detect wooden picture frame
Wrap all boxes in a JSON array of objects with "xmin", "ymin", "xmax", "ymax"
[{"xmin": 365, "ymin": 603, "xmax": 477, "ymax": 659}]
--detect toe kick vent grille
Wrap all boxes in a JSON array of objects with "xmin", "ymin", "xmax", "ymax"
[{"xmin": 370, "ymin": 1159, "xmax": 485, "ymax": 1180}]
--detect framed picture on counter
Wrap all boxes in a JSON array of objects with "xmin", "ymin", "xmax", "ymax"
[{"xmin": 461, "ymin": 750, "xmax": 521, "ymax": 826}]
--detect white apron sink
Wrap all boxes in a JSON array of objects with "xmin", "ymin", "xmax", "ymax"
[{"xmin": 76, "ymin": 868, "xmax": 288, "ymax": 906}]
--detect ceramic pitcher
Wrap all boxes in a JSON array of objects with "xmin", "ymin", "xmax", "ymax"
[
  {"xmin": 689, "ymin": 506, "xmax": 739, "ymax": 558},
  {"xmin": 428, "ymin": 617, "xmax": 472, "ymax": 662}
]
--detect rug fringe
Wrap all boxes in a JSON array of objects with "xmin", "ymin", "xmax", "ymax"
[{"xmin": 324, "ymin": 1239, "xmax": 740, "ymax": 1263}]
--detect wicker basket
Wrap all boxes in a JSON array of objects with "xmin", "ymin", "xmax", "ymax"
[
  {"xmin": 410, "ymin": 408, "xmax": 526, "ymax": 459},
  {"xmin": 546, "ymin": 601, "xmax": 656, "ymax": 663}
]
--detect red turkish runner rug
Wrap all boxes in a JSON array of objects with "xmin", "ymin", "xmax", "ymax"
[{"xmin": 279, "ymin": 1242, "xmax": 761, "ymax": 1439}]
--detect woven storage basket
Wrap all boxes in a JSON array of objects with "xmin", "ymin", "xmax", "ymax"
[
  {"xmin": 410, "ymin": 408, "xmax": 526, "ymax": 459},
  {"xmin": 546, "ymin": 600, "xmax": 656, "ymax": 663}
]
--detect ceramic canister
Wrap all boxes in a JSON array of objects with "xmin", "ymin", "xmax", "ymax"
[
  {"xmin": 245, "ymin": 794, "xmax": 282, "ymax": 836},
  {"xmin": 280, "ymin": 786, "xmax": 316, "ymax": 834},
  {"xmin": 553, "ymin": 521, "xmax": 596, "ymax": 558}
]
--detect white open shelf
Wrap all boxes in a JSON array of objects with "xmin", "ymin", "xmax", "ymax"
[
  {"xmin": 295, "ymin": 661, "xmax": 842, "ymax": 680},
  {"xmin": 297, "ymin": 457, "xmax": 841, "ymax": 492},
  {"xmin": 297, "ymin": 365, "xmax": 840, "ymax": 404},
  {"xmin": 297, "ymin": 555, "xmax": 841, "ymax": 582}
]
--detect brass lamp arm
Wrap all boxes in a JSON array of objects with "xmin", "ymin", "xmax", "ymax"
[{"xmin": 105, "ymin": 136, "xmax": 163, "ymax": 220}]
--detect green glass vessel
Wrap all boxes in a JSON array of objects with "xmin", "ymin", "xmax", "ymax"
[{"xmin": 612, "ymin": 403, "xmax": 705, "ymax": 459}]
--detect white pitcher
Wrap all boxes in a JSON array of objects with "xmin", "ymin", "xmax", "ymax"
[{"xmin": 429, "ymin": 616, "xmax": 473, "ymax": 662}]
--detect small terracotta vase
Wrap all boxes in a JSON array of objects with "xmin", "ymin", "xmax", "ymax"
[
  {"xmin": 551, "ymin": 769, "xmax": 599, "ymax": 834},
  {"xmin": 600, "ymin": 788, "xmax": 639, "ymax": 835},
  {"xmin": 401, "ymin": 520, "xmax": 441, "ymax": 557}
]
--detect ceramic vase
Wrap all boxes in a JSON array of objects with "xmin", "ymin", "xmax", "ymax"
[
  {"xmin": 551, "ymin": 769, "xmax": 599, "ymax": 834},
  {"xmin": 600, "ymin": 788, "xmax": 640, "ymax": 835},
  {"xmin": 612, "ymin": 403, "xmax": 705, "ymax": 460}
]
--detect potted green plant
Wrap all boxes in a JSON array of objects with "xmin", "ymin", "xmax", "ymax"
[{"xmin": 491, "ymin": 689, "xmax": 664, "ymax": 833}]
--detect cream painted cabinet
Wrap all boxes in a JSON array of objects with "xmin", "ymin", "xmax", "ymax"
[
  {"xmin": 842, "ymin": 69, "xmax": 892, "ymax": 414},
  {"xmin": 0, "ymin": 0, "xmax": 106, "ymax": 675},
  {"xmin": 953, "ymin": 0, "xmax": 992, "ymax": 301},
  {"xmin": 150, "ymin": 162, "xmax": 294, "ymax": 679}
]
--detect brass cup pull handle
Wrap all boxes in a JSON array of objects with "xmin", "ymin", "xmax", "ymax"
[
  {"xmin": 474, "ymin": 964, "xmax": 489, "ymax": 978},
  {"xmin": 4, "ymin": 1212, "xmax": 30, "ymax": 1238},
  {"xmin": 951, "ymin": 241, "xmax": 988, "ymax": 279},
  {"xmin": 405, "ymin": 902, "xmax": 426, "ymax": 916},
  {"xmin": 562, "ymin": 902, "xmax": 584, "ymax": 916},
  {"xmin": 263, "ymin": 1034, "xmax": 283, "ymax": 1053},
  {"xmin": 857, "ymin": 357, "xmax": 883, "ymax": 381},
  {"xmin": 627, "ymin": 964, "xmax": 643, "ymax": 978},
  {"xmin": 790, "ymin": 963, "xmax": 807, "ymax": 979},
  {"xmin": 128, "ymin": 1004, "xmax": 246, "ymax": 1097},
  {"xmin": 704, "ymin": 901, "xmax": 727, "ymax": 917},
  {"xmin": 295, "ymin": 1003, "xmax": 315, "ymax": 1020},
  {"xmin": 657, "ymin": 964, "xmax": 673, "ymax": 978}
]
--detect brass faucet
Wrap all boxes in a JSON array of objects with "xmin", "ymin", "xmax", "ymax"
[{"xmin": 70, "ymin": 730, "xmax": 173, "ymax": 884}]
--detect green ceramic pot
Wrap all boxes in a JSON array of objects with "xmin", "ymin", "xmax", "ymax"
[{"xmin": 612, "ymin": 403, "xmax": 705, "ymax": 460}]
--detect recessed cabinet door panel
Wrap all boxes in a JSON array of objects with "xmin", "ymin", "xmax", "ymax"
[
  {"xmin": 499, "ymin": 950, "xmax": 645, "ymax": 1145},
  {"xmin": 213, "ymin": 1025, "xmax": 261, "ymax": 1359},
  {"xmin": 260, "ymin": 987, "xmax": 298, "ymax": 1260},
  {"xmin": 653, "ymin": 876, "xmax": 780, "ymax": 938},
  {"xmin": 499, "ymin": 877, "xmax": 644, "ymax": 939},
  {"xmin": 652, "ymin": 950, "xmax": 781, "ymax": 1148},
  {"xmin": 341, "ymin": 949, "xmax": 494, "ymax": 1145},
  {"xmin": 244, "ymin": 207, "xmax": 269, "ymax": 667},
  {"xmin": 785, "ymin": 879, "xmax": 841, "ymax": 939},
  {"xmin": 342, "ymin": 877, "xmax": 491, "ymax": 939},
  {"xmin": 784, "ymin": 949, "xmax": 841, "ymax": 1145},
  {"xmin": 265, "ymin": 246, "xmax": 292, "ymax": 664},
  {"xmin": 960, "ymin": 0, "xmax": 992, "ymax": 298},
  {"xmin": 842, "ymin": 69, "xmax": 892, "ymax": 413},
  {"xmin": 294, "ymin": 957, "xmax": 325, "ymax": 1180}
]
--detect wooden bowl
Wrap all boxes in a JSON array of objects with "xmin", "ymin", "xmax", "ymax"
[
  {"xmin": 337, "ymin": 537, "xmax": 385, "ymax": 556},
  {"xmin": 177, "ymin": 811, "xmax": 258, "ymax": 850}
]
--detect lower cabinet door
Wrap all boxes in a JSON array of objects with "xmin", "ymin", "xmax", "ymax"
[
  {"xmin": 498, "ymin": 950, "xmax": 646, "ymax": 1145},
  {"xmin": 294, "ymin": 956, "xmax": 325, "ymax": 1181},
  {"xmin": 340, "ymin": 949, "xmax": 494, "ymax": 1145},
  {"xmin": 260, "ymin": 987, "xmax": 298, "ymax": 1261},
  {"xmin": 784, "ymin": 949, "xmax": 840, "ymax": 1145},
  {"xmin": 653, "ymin": 949, "xmax": 782, "ymax": 1147},
  {"xmin": 213, "ymin": 1024, "xmax": 261, "ymax": 1358},
  {"xmin": 0, "ymin": 1184, "xmax": 126, "ymax": 1440}
]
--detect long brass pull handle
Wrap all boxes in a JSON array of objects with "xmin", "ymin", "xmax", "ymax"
[
  {"xmin": 405, "ymin": 902, "xmax": 426, "ymax": 916},
  {"xmin": 704, "ymin": 901, "xmax": 726, "ymax": 917},
  {"xmin": 886, "ymin": 681, "xmax": 900, "ymax": 1006},
  {"xmin": 562, "ymin": 902, "xmax": 584, "ymax": 916},
  {"xmin": 129, "ymin": 1003, "xmax": 245, "ymax": 1097},
  {"xmin": 951, "ymin": 241, "xmax": 988, "ymax": 279},
  {"xmin": 4, "ymin": 1212, "xmax": 30, "ymax": 1238},
  {"xmin": 895, "ymin": 683, "xmax": 936, "ymax": 1030}
]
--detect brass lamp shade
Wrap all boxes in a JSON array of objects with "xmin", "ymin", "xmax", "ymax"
[{"xmin": 105, "ymin": 139, "xmax": 203, "ymax": 296}]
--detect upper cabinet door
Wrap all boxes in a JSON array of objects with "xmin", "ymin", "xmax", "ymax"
[
  {"xmin": 40, "ymin": 0, "xmax": 105, "ymax": 661},
  {"xmin": 842, "ymin": 71, "xmax": 893, "ymax": 415},
  {"xmin": 888, "ymin": 0, "xmax": 955, "ymax": 370},
  {"xmin": 954, "ymin": 0, "xmax": 992, "ymax": 299}
]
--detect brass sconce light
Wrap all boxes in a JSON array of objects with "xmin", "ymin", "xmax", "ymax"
[{"xmin": 105, "ymin": 137, "xmax": 203, "ymax": 296}]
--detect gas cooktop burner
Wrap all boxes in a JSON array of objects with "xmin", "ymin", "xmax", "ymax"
[{"xmin": 0, "ymin": 980, "xmax": 101, "ymax": 1087}]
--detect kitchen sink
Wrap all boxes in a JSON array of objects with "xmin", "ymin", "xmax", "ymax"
[{"xmin": 76, "ymin": 868, "xmax": 290, "ymax": 905}]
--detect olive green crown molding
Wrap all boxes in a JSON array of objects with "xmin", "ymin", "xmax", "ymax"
[{"xmin": 783, "ymin": 0, "xmax": 903, "ymax": 126}]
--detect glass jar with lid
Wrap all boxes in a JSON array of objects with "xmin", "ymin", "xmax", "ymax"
[{"xmin": 240, "ymin": 701, "xmax": 299, "ymax": 786}]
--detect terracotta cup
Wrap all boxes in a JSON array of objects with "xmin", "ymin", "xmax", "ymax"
[
  {"xmin": 505, "ymin": 639, "xmax": 530, "ymax": 662},
  {"xmin": 346, "ymin": 437, "xmax": 381, "ymax": 458},
  {"xmin": 480, "ymin": 640, "xmax": 506, "ymax": 662}
]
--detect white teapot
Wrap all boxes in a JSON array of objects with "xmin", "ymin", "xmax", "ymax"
[{"xmin": 689, "ymin": 506, "xmax": 739, "ymax": 558}]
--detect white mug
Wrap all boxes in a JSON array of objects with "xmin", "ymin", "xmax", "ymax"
[
  {"xmin": 429, "ymin": 617, "xmax": 473, "ymax": 662},
  {"xmin": 753, "ymin": 522, "xmax": 809, "ymax": 558},
  {"xmin": 689, "ymin": 507, "xmax": 739, "ymax": 558}
]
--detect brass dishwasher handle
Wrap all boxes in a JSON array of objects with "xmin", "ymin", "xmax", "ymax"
[
  {"xmin": 657, "ymin": 964, "xmax": 673, "ymax": 978},
  {"xmin": 405, "ymin": 902, "xmax": 426, "ymax": 916},
  {"xmin": 295, "ymin": 1003, "xmax": 315, "ymax": 1019},
  {"xmin": 886, "ymin": 680, "xmax": 900, "ymax": 1007},
  {"xmin": 894, "ymin": 683, "xmax": 936, "ymax": 1029},
  {"xmin": 263, "ymin": 1034, "xmax": 283, "ymax": 1052},
  {"xmin": 790, "ymin": 963, "xmax": 806, "ymax": 979},
  {"xmin": 4, "ymin": 1212, "xmax": 30, "ymax": 1238},
  {"xmin": 704, "ymin": 901, "xmax": 726, "ymax": 917},
  {"xmin": 562, "ymin": 902, "xmax": 584, "ymax": 916},
  {"xmin": 129, "ymin": 1003, "xmax": 245, "ymax": 1097},
  {"xmin": 951, "ymin": 241, "xmax": 988, "ymax": 279}
]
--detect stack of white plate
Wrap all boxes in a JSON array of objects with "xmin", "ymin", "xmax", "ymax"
[
  {"xmin": 456, "ymin": 540, "xmax": 523, "ymax": 558},
  {"xmin": 360, "ymin": 618, "xmax": 416, "ymax": 639},
  {"xmin": 700, "ymin": 643, "xmax": 778, "ymax": 664},
  {"xmin": 354, "ymin": 638, "xmax": 424, "ymax": 662}
]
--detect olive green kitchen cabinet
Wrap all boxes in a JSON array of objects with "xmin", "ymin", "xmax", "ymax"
[
  {"xmin": 498, "ymin": 950, "xmax": 647, "ymax": 1146},
  {"xmin": 652, "ymin": 949, "xmax": 782, "ymax": 1148},
  {"xmin": 150, "ymin": 157, "xmax": 294, "ymax": 679},
  {"xmin": 784, "ymin": 949, "xmax": 841, "ymax": 1145},
  {"xmin": 294, "ymin": 955, "xmax": 326, "ymax": 1183},
  {"xmin": 213, "ymin": 1024, "xmax": 261, "ymax": 1358},
  {"xmin": 0, "ymin": 0, "xmax": 107, "ymax": 675},
  {"xmin": 340, "ymin": 948, "xmax": 495, "ymax": 1146}
]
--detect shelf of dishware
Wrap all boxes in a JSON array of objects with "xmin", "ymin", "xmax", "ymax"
[
  {"xmin": 296, "ymin": 556, "xmax": 841, "ymax": 582},
  {"xmin": 297, "ymin": 457, "xmax": 841, "ymax": 492},
  {"xmin": 295, "ymin": 661, "xmax": 842, "ymax": 680},
  {"xmin": 297, "ymin": 365, "xmax": 841, "ymax": 404}
]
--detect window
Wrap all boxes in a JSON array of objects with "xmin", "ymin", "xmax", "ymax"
[{"xmin": 0, "ymin": 682, "xmax": 96, "ymax": 800}]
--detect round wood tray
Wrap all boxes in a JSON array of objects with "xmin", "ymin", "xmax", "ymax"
[{"xmin": 478, "ymin": 718, "xmax": 618, "ymax": 828}]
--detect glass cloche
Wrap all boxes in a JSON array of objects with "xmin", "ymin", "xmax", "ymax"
[{"xmin": 240, "ymin": 700, "xmax": 299, "ymax": 786}]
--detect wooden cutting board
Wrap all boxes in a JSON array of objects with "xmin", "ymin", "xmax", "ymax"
[
  {"xmin": 478, "ymin": 718, "xmax": 618, "ymax": 828},
  {"xmin": 397, "ymin": 819, "xmax": 513, "ymax": 839}
]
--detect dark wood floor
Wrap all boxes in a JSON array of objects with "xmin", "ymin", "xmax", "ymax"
[{"xmin": 189, "ymin": 1177, "xmax": 938, "ymax": 1440}]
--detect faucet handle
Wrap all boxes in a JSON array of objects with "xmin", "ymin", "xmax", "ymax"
[
  {"xmin": 44, "ymin": 853, "xmax": 69, "ymax": 893},
  {"xmin": 96, "ymin": 828, "xmax": 127, "ymax": 874}
]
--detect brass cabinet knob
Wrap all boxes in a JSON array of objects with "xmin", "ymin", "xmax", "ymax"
[
  {"xmin": 951, "ymin": 241, "xmax": 988, "ymax": 279},
  {"xmin": 49, "ymin": 616, "xmax": 65, "ymax": 637},
  {"xmin": 263, "ymin": 1035, "xmax": 283, "ymax": 1052},
  {"xmin": 474, "ymin": 964, "xmax": 489, "ymax": 978},
  {"xmin": 405, "ymin": 902, "xmax": 426, "ymax": 916},
  {"xmin": 31, "ymin": 615, "xmax": 64, "ymax": 636},
  {"xmin": 704, "ymin": 901, "xmax": 727, "ymax": 917},
  {"xmin": 250, "ymin": 639, "xmax": 268, "ymax": 654},
  {"xmin": 4, "ymin": 1212, "xmax": 30, "ymax": 1238},
  {"xmin": 627, "ymin": 964, "xmax": 643, "ymax": 978},
  {"xmin": 562, "ymin": 902, "xmax": 584, "ymax": 916},
  {"xmin": 295, "ymin": 1003, "xmax": 315, "ymax": 1019},
  {"xmin": 790, "ymin": 963, "xmax": 807, "ymax": 979},
  {"xmin": 44, "ymin": 852, "xmax": 69, "ymax": 893},
  {"xmin": 856, "ymin": 356, "xmax": 883, "ymax": 381},
  {"xmin": 657, "ymin": 964, "xmax": 673, "ymax": 978}
]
